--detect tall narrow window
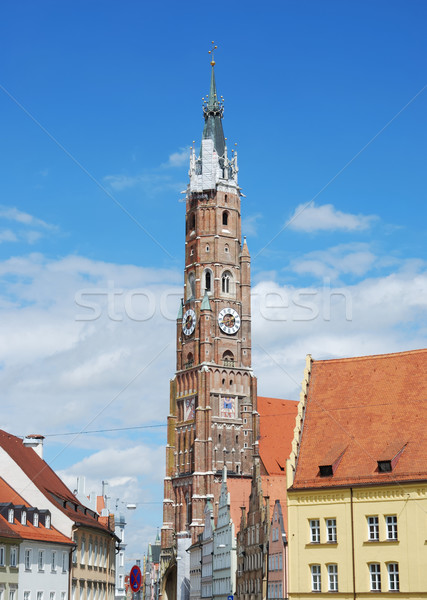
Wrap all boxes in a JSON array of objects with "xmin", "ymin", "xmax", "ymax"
[
  {"xmin": 205, "ymin": 270, "xmax": 212, "ymax": 292},
  {"xmin": 33, "ymin": 513, "xmax": 39, "ymax": 527},
  {"xmin": 311, "ymin": 565, "xmax": 321, "ymax": 592},
  {"xmin": 221, "ymin": 271, "xmax": 232, "ymax": 294},
  {"xmin": 24, "ymin": 548, "xmax": 31, "ymax": 570},
  {"xmin": 51, "ymin": 550, "xmax": 56, "ymax": 571},
  {"xmin": 370, "ymin": 564, "xmax": 381, "ymax": 591},
  {"xmin": 328, "ymin": 564, "xmax": 338, "ymax": 592},
  {"xmin": 38, "ymin": 550, "xmax": 44, "ymax": 571},
  {"xmin": 222, "ymin": 211, "xmax": 229, "ymax": 226},
  {"xmin": 21, "ymin": 511, "xmax": 27, "ymax": 525},
  {"xmin": 388, "ymin": 563, "xmax": 399, "ymax": 591},
  {"xmin": 8, "ymin": 509, "xmax": 14, "ymax": 523},
  {"xmin": 0, "ymin": 546, "xmax": 5, "ymax": 566},
  {"xmin": 386, "ymin": 515, "xmax": 398, "ymax": 540},
  {"xmin": 310, "ymin": 519, "xmax": 320, "ymax": 543},
  {"xmin": 367, "ymin": 516, "xmax": 379, "ymax": 540},
  {"xmin": 326, "ymin": 518, "xmax": 337, "ymax": 542},
  {"xmin": 187, "ymin": 272, "xmax": 196, "ymax": 299},
  {"xmin": 10, "ymin": 546, "xmax": 17, "ymax": 567}
]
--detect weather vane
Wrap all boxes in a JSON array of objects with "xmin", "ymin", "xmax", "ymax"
[{"xmin": 209, "ymin": 41, "xmax": 218, "ymax": 66}]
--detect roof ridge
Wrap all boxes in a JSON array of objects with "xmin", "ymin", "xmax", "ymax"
[{"xmin": 313, "ymin": 347, "xmax": 427, "ymax": 364}]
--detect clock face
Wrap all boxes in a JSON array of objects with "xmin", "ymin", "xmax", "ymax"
[
  {"xmin": 182, "ymin": 309, "xmax": 196, "ymax": 336},
  {"xmin": 218, "ymin": 307, "xmax": 241, "ymax": 335}
]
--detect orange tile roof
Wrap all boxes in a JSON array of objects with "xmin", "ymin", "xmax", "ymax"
[
  {"xmin": 97, "ymin": 495, "xmax": 106, "ymax": 513},
  {"xmin": 227, "ymin": 478, "xmax": 251, "ymax": 534},
  {"xmin": 0, "ymin": 478, "xmax": 73, "ymax": 545},
  {"xmin": 258, "ymin": 397, "xmax": 299, "ymax": 475},
  {"xmin": 0, "ymin": 430, "xmax": 113, "ymax": 534},
  {"xmin": 292, "ymin": 349, "xmax": 427, "ymax": 489}
]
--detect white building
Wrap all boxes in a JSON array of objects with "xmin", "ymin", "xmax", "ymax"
[{"xmin": 213, "ymin": 468, "xmax": 236, "ymax": 600}]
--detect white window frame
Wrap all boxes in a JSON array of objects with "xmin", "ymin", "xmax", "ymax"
[
  {"xmin": 369, "ymin": 563, "xmax": 381, "ymax": 591},
  {"xmin": 51, "ymin": 550, "xmax": 56, "ymax": 571},
  {"xmin": 311, "ymin": 564, "xmax": 321, "ymax": 592},
  {"xmin": 45, "ymin": 515, "xmax": 51, "ymax": 529},
  {"xmin": 326, "ymin": 518, "xmax": 337, "ymax": 542},
  {"xmin": 8, "ymin": 509, "xmax": 14, "ymax": 523},
  {"xmin": 38, "ymin": 549, "xmax": 44, "ymax": 571},
  {"xmin": 24, "ymin": 548, "xmax": 32, "ymax": 570},
  {"xmin": 10, "ymin": 546, "xmax": 17, "ymax": 567},
  {"xmin": 327, "ymin": 564, "xmax": 338, "ymax": 592},
  {"xmin": 310, "ymin": 519, "xmax": 320, "ymax": 543},
  {"xmin": 388, "ymin": 563, "xmax": 399, "ymax": 591},
  {"xmin": 367, "ymin": 516, "xmax": 379, "ymax": 541},
  {"xmin": 386, "ymin": 515, "xmax": 398, "ymax": 540},
  {"xmin": 0, "ymin": 546, "xmax": 4, "ymax": 566},
  {"xmin": 33, "ymin": 513, "xmax": 39, "ymax": 527},
  {"xmin": 21, "ymin": 510, "xmax": 27, "ymax": 525},
  {"xmin": 62, "ymin": 551, "xmax": 68, "ymax": 572}
]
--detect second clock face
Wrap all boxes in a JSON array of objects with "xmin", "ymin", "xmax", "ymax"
[
  {"xmin": 182, "ymin": 309, "xmax": 196, "ymax": 336},
  {"xmin": 218, "ymin": 307, "xmax": 241, "ymax": 335}
]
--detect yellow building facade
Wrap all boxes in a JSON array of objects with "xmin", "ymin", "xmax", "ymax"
[{"xmin": 286, "ymin": 350, "xmax": 427, "ymax": 599}]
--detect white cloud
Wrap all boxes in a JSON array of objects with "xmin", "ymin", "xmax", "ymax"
[
  {"xmin": 242, "ymin": 213, "xmax": 262, "ymax": 237},
  {"xmin": 104, "ymin": 146, "xmax": 189, "ymax": 192},
  {"xmin": 162, "ymin": 147, "xmax": 190, "ymax": 168},
  {"xmin": 0, "ymin": 206, "xmax": 54, "ymax": 230},
  {"xmin": 291, "ymin": 243, "xmax": 378, "ymax": 280},
  {"xmin": 0, "ymin": 229, "xmax": 18, "ymax": 243},
  {"xmin": 288, "ymin": 202, "xmax": 377, "ymax": 232}
]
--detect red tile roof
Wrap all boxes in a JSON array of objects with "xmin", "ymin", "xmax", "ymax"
[
  {"xmin": 0, "ymin": 478, "xmax": 73, "ymax": 545},
  {"xmin": 292, "ymin": 349, "xmax": 427, "ymax": 489},
  {"xmin": 0, "ymin": 430, "xmax": 113, "ymax": 534},
  {"xmin": 258, "ymin": 397, "xmax": 299, "ymax": 476}
]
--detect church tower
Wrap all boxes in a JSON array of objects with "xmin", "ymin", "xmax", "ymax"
[{"xmin": 161, "ymin": 48, "xmax": 258, "ymax": 574}]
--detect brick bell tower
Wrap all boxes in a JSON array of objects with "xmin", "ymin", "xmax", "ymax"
[{"xmin": 161, "ymin": 49, "xmax": 258, "ymax": 587}]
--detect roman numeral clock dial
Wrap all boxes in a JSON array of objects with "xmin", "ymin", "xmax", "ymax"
[
  {"xmin": 218, "ymin": 307, "xmax": 241, "ymax": 335},
  {"xmin": 182, "ymin": 309, "xmax": 196, "ymax": 336}
]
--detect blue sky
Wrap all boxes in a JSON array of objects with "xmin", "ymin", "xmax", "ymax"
[{"xmin": 0, "ymin": 0, "xmax": 426, "ymax": 562}]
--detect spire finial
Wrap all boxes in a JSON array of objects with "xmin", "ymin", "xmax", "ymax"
[{"xmin": 208, "ymin": 41, "xmax": 217, "ymax": 66}]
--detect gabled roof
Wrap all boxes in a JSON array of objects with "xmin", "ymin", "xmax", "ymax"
[
  {"xmin": 292, "ymin": 349, "xmax": 427, "ymax": 489},
  {"xmin": 0, "ymin": 478, "xmax": 73, "ymax": 545},
  {"xmin": 258, "ymin": 397, "xmax": 299, "ymax": 475},
  {"xmin": 0, "ymin": 430, "xmax": 113, "ymax": 534}
]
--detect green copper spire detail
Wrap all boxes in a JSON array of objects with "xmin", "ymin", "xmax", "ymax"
[
  {"xmin": 201, "ymin": 291, "xmax": 212, "ymax": 311},
  {"xmin": 202, "ymin": 59, "xmax": 226, "ymax": 158}
]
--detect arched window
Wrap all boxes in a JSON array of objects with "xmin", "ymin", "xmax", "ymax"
[
  {"xmin": 221, "ymin": 271, "xmax": 232, "ymax": 294},
  {"xmin": 187, "ymin": 272, "xmax": 195, "ymax": 299},
  {"xmin": 224, "ymin": 244, "xmax": 229, "ymax": 253},
  {"xmin": 204, "ymin": 269, "xmax": 212, "ymax": 293},
  {"xmin": 222, "ymin": 350, "xmax": 234, "ymax": 367},
  {"xmin": 206, "ymin": 244, "xmax": 210, "ymax": 252},
  {"xmin": 222, "ymin": 211, "xmax": 229, "ymax": 226}
]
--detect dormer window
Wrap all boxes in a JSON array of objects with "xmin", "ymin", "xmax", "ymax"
[
  {"xmin": 378, "ymin": 460, "xmax": 392, "ymax": 472},
  {"xmin": 33, "ymin": 512, "xmax": 39, "ymax": 527},
  {"xmin": 21, "ymin": 510, "xmax": 27, "ymax": 525},
  {"xmin": 318, "ymin": 446, "xmax": 346, "ymax": 477},
  {"xmin": 8, "ymin": 508, "xmax": 14, "ymax": 523},
  {"xmin": 45, "ymin": 514, "xmax": 51, "ymax": 529},
  {"xmin": 319, "ymin": 465, "xmax": 333, "ymax": 477}
]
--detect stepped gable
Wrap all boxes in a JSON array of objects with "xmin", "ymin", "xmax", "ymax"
[
  {"xmin": 0, "ymin": 429, "xmax": 112, "ymax": 533},
  {"xmin": 0, "ymin": 477, "xmax": 73, "ymax": 545},
  {"xmin": 291, "ymin": 348, "xmax": 427, "ymax": 489}
]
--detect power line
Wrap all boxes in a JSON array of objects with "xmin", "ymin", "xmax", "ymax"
[{"xmin": 41, "ymin": 424, "xmax": 167, "ymax": 438}]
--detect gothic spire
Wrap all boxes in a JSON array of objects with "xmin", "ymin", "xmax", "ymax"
[{"xmin": 202, "ymin": 43, "xmax": 225, "ymax": 158}]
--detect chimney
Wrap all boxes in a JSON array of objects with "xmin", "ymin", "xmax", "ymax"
[{"xmin": 23, "ymin": 434, "xmax": 45, "ymax": 459}]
